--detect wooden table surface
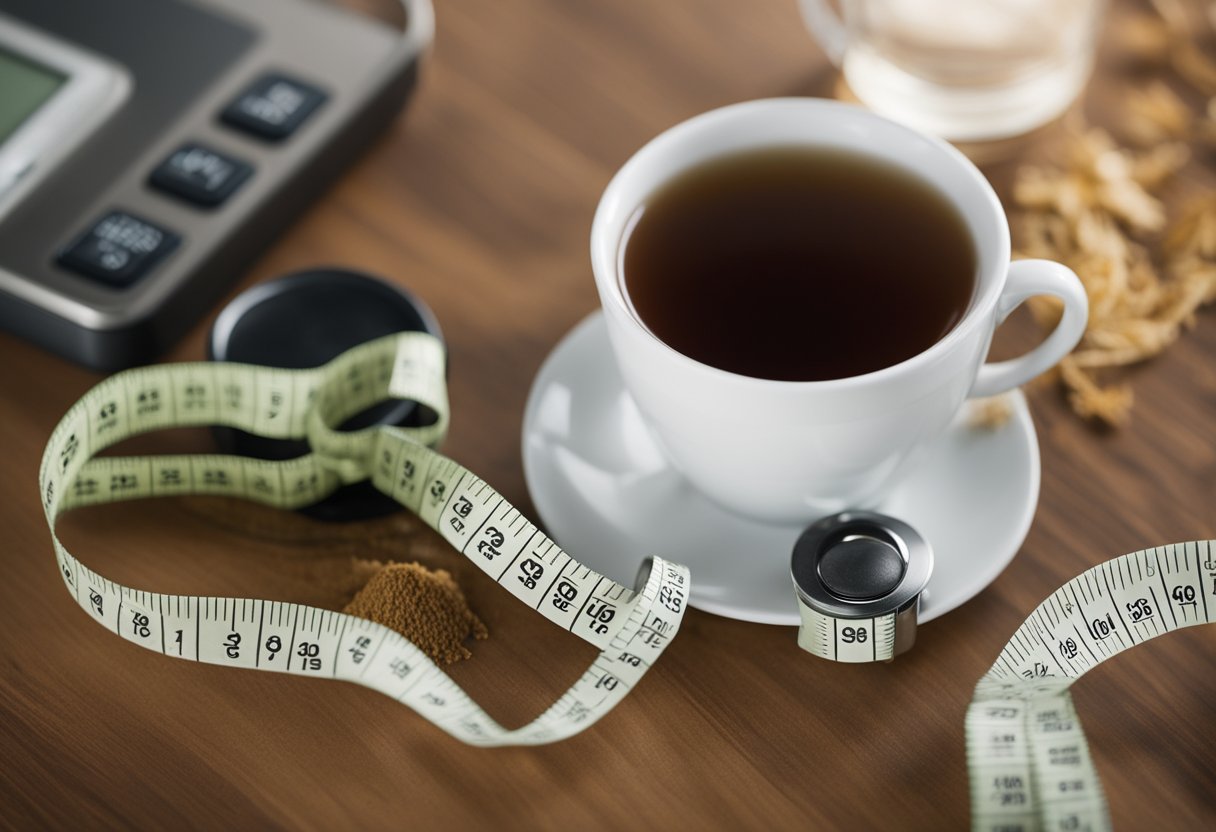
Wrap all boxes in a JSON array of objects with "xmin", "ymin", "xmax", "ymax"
[{"xmin": 2, "ymin": 1, "xmax": 1213, "ymax": 829}]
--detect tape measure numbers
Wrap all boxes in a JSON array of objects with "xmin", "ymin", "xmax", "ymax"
[
  {"xmin": 39, "ymin": 332, "xmax": 690, "ymax": 746},
  {"xmin": 967, "ymin": 540, "xmax": 1215, "ymax": 831},
  {"xmin": 791, "ymin": 511, "xmax": 933, "ymax": 663},
  {"xmin": 38, "ymin": 325, "xmax": 1213, "ymax": 818},
  {"xmin": 790, "ymin": 516, "xmax": 1215, "ymax": 828}
]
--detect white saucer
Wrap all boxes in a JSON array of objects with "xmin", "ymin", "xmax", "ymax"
[{"xmin": 522, "ymin": 313, "xmax": 1040, "ymax": 626}]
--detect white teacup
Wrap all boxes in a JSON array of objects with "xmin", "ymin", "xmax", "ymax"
[{"xmin": 590, "ymin": 98, "xmax": 1087, "ymax": 524}]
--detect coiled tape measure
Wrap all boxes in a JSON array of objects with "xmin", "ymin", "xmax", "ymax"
[
  {"xmin": 37, "ymin": 332, "xmax": 1213, "ymax": 826},
  {"xmin": 791, "ymin": 511, "xmax": 933, "ymax": 662},
  {"xmin": 39, "ymin": 332, "xmax": 690, "ymax": 746}
]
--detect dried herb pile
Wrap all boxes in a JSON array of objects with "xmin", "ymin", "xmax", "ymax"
[{"xmin": 1010, "ymin": 0, "xmax": 1216, "ymax": 426}]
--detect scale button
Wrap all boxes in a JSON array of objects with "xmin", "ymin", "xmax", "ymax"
[
  {"xmin": 220, "ymin": 72, "xmax": 327, "ymax": 141},
  {"xmin": 149, "ymin": 142, "xmax": 253, "ymax": 207},
  {"xmin": 56, "ymin": 211, "xmax": 181, "ymax": 288}
]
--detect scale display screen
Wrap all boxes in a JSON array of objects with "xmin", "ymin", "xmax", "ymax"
[{"xmin": 0, "ymin": 45, "xmax": 65, "ymax": 144}]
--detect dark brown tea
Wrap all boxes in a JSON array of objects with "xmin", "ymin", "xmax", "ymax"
[{"xmin": 620, "ymin": 147, "xmax": 978, "ymax": 381}]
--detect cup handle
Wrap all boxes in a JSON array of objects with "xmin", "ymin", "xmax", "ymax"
[
  {"xmin": 970, "ymin": 259, "xmax": 1089, "ymax": 398},
  {"xmin": 798, "ymin": 0, "xmax": 848, "ymax": 65}
]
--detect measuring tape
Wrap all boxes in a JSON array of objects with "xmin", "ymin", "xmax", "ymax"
[
  {"xmin": 37, "ymin": 327, "xmax": 1212, "ymax": 817},
  {"xmin": 38, "ymin": 332, "xmax": 690, "ymax": 746},
  {"xmin": 789, "ymin": 514, "xmax": 1214, "ymax": 826},
  {"xmin": 791, "ymin": 511, "xmax": 934, "ymax": 662},
  {"xmin": 967, "ymin": 540, "xmax": 1215, "ymax": 831}
]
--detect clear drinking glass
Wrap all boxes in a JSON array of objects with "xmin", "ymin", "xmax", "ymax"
[{"xmin": 799, "ymin": 0, "xmax": 1106, "ymax": 141}]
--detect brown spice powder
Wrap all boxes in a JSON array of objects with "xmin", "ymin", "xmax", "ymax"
[{"xmin": 343, "ymin": 562, "xmax": 488, "ymax": 665}]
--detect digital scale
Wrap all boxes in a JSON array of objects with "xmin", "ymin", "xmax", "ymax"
[{"xmin": 0, "ymin": 0, "xmax": 432, "ymax": 370}]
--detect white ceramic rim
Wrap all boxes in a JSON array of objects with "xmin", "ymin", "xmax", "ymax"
[{"xmin": 590, "ymin": 97, "xmax": 1012, "ymax": 391}]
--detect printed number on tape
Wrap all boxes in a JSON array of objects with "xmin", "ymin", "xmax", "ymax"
[{"xmin": 967, "ymin": 541, "xmax": 1215, "ymax": 831}]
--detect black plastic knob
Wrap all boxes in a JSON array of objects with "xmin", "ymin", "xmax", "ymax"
[{"xmin": 817, "ymin": 535, "xmax": 906, "ymax": 601}]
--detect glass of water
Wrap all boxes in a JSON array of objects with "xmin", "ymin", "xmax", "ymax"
[{"xmin": 799, "ymin": 0, "xmax": 1107, "ymax": 141}]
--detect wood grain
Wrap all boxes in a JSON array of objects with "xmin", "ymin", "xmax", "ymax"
[{"xmin": 1, "ymin": 1, "xmax": 1213, "ymax": 829}]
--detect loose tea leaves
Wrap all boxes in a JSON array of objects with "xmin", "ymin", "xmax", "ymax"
[
  {"xmin": 1123, "ymin": 82, "xmax": 1194, "ymax": 146},
  {"xmin": 1012, "ymin": 127, "xmax": 1215, "ymax": 425},
  {"xmin": 1007, "ymin": 1, "xmax": 1216, "ymax": 426}
]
